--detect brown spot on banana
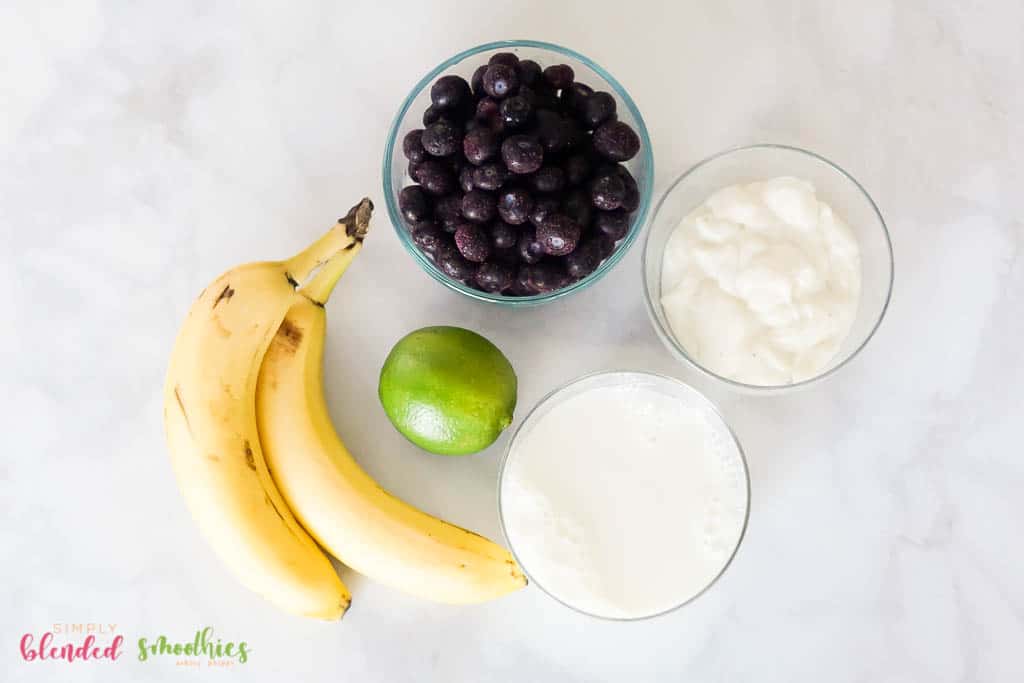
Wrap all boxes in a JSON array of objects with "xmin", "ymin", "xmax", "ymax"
[
  {"xmin": 173, "ymin": 385, "xmax": 193, "ymax": 438},
  {"xmin": 213, "ymin": 284, "xmax": 235, "ymax": 308},
  {"xmin": 275, "ymin": 319, "xmax": 304, "ymax": 354},
  {"xmin": 243, "ymin": 441, "xmax": 256, "ymax": 471}
]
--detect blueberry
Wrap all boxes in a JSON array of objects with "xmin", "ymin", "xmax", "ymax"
[
  {"xmin": 490, "ymin": 221, "xmax": 519, "ymax": 250},
  {"xmin": 422, "ymin": 120, "xmax": 461, "ymax": 157},
  {"xmin": 475, "ymin": 97, "xmax": 500, "ymax": 121},
  {"xmin": 403, "ymin": 129, "xmax": 427, "ymax": 163},
  {"xmin": 482, "ymin": 64, "xmax": 519, "ymax": 99},
  {"xmin": 526, "ymin": 261, "xmax": 570, "ymax": 292},
  {"xmin": 501, "ymin": 135, "xmax": 544, "ymax": 174},
  {"xmin": 543, "ymin": 64, "xmax": 575, "ymax": 90},
  {"xmin": 433, "ymin": 193, "xmax": 464, "ymax": 230},
  {"xmin": 593, "ymin": 233, "xmax": 617, "ymax": 259},
  {"xmin": 497, "ymin": 187, "xmax": 534, "ymax": 225},
  {"xmin": 500, "ymin": 95, "xmax": 533, "ymax": 131},
  {"xmin": 528, "ymin": 195, "xmax": 560, "ymax": 228},
  {"xmin": 530, "ymin": 166, "xmax": 565, "ymax": 194},
  {"xmin": 461, "ymin": 189, "xmax": 496, "ymax": 223},
  {"xmin": 488, "ymin": 52, "xmax": 519, "ymax": 67},
  {"xmin": 437, "ymin": 242, "xmax": 479, "ymax": 281},
  {"xmin": 595, "ymin": 208, "xmax": 630, "ymax": 239},
  {"xmin": 563, "ymin": 153, "xmax": 592, "ymax": 186},
  {"xmin": 520, "ymin": 84, "xmax": 560, "ymax": 112},
  {"xmin": 581, "ymin": 91, "xmax": 616, "ymax": 129},
  {"xmin": 470, "ymin": 64, "xmax": 489, "ymax": 98},
  {"xmin": 454, "ymin": 223, "xmax": 492, "ymax": 263},
  {"xmin": 560, "ymin": 81, "xmax": 594, "ymax": 117},
  {"xmin": 616, "ymin": 165, "xmax": 640, "ymax": 212},
  {"xmin": 565, "ymin": 237, "xmax": 604, "ymax": 278},
  {"xmin": 430, "ymin": 75, "xmax": 472, "ymax": 111},
  {"xmin": 516, "ymin": 59, "xmax": 542, "ymax": 86},
  {"xmin": 517, "ymin": 227, "xmax": 545, "ymax": 264},
  {"xmin": 472, "ymin": 162, "xmax": 507, "ymax": 191},
  {"xmin": 463, "ymin": 127, "xmax": 499, "ymax": 166},
  {"xmin": 412, "ymin": 222, "xmax": 444, "ymax": 253},
  {"xmin": 422, "ymin": 104, "xmax": 443, "ymax": 126},
  {"xmin": 415, "ymin": 159, "xmax": 455, "ymax": 195},
  {"xmin": 399, "ymin": 185, "xmax": 430, "ymax": 223},
  {"xmin": 589, "ymin": 172, "xmax": 626, "ymax": 210},
  {"xmin": 593, "ymin": 121, "xmax": 640, "ymax": 162},
  {"xmin": 512, "ymin": 266, "xmax": 538, "ymax": 295},
  {"xmin": 458, "ymin": 166, "xmax": 476, "ymax": 193},
  {"xmin": 537, "ymin": 214, "xmax": 582, "ymax": 256},
  {"xmin": 563, "ymin": 188, "xmax": 593, "ymax": 228},
  {"xmin": 535, "ymin": 110, "xmax": 576, "ymax": 154},
  {"xmin": 475, "ymin": 261, "xmax": 515, "ymax": 292}
]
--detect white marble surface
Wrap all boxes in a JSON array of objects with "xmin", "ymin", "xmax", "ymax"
[{"xmin": 3, "ymin": 2, "xmax": 1022, "ymax": 681}]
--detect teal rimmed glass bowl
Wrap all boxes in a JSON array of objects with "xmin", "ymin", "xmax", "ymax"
[{"xmin": 383, "ymin": 40, "xmax": 654, "ymax": 306}]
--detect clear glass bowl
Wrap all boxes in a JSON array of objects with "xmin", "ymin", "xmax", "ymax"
[
  {"xmin": 642, "ymin": 145, "xmax": 894, "ymax": 394},
  {"xmin": 497, "ymin": 371, "xmax": 750, "ymax": 621},
  {"xmin": 383, "ymin": 40, "xmax": 654, "ymax": 306}
]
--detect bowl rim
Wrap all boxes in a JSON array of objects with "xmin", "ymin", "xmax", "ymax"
[
  {"xmin": 641, "ymin": 143, "xmax": 895, "ymax": 393},
  {"xmin": 382, "ymin": 39, "xmax": 655, "ymax": 306},
  {"xmin": 496, "ymin": 369, "xmax": 752, "ymax": 621}
]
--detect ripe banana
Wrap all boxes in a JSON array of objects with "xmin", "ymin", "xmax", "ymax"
[
  {"xmin": 255, "ymin": 272, "xmax": 528, "ymax": 604},
  {"xmin": 163, "ymin": 198, "xmax": 373, "ymax": 619}
]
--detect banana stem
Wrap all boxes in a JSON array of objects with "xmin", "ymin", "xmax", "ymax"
[{"xmin": 284, "ymin": 198, "xmax": 374, "ymax": 285}]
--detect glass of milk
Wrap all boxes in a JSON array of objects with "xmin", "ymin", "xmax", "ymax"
[
  {"xmin": 642, "ymin": 144, "xmax": 894, "ymax": 394},
  {"xmin": 498, "ymin": 371, "xmax": 750, "ymax": 620}
]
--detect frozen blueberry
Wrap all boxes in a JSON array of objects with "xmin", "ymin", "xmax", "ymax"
[
  {"xmin": 470, "ymin": 64, "xmax": 489, "ymax": 98},
  {"xmin": 475, "ymin": 96, "xmax": 500, "ymax": 119},
  {"xmin": 581, "ymin": 91, "xmax": 616, "ymax": 129},
  {"xmin": 517, "ymin": 226, "xmax": 545, "ymax": 264},
  {"xmin": 490, "ymin": 220, "xmax": 519, "ymax": 250},
  {"xmin": 422, "ymin": 104, "xmax": 443, "ymax": 126},
  {"xmin": 461, "ymin": 189, "xmax": 496, "ymax": 223},
  {"xmin": 565, "ymin": 237, "xmax": 604, "ymax": 279},
  {"xmin": 593, "ymin": 120, "xmax": 641, "ymax": 161},
  {"xmin": 454, "ymin": 223, "xmax": 491, "ymax": 263},
  {"xmin": 594, "ymin": 208, "xmax": 630, "ymax": 239},
  {"xmin": 463, "ymin": 127, "xmax": 499, "ymax": 166},
  {"xmin": 402, "ymin": 129, "xmax": 427, "ymax": 163},
  {"xmin": 589, "ymin": 171, "xmax": 626, "ymax": 210},
  {"xmin": 422, "ymin": 120, "xmax": 461, "ymax": 157},
  {"xmin": 412, "ymin": 222, "xmax": 444, "ymax": 254},
  {"xmin": 500, "ymin": 95, "xmax": 533, "ymax": 131},
  {"xmin": 399, "ymin": 185, "xmax": 430, "ymax": 223},
  {"xmin": 563, "ymin": 188, "xmax": 593, "ymax": 228},
  {"xmin": 563, "ymin": 153, "xmax": 592, "ymax": 186},
  {"xmin": 437, "ymin": 242, "xmax": 479, "ymax": 281},
  {"xmin": 433, "ymin": 193, "xmax": 464, "ymax": 230},
  {"xmin": 616, "ymin": 165, "xmax": 641, "ymax": 212},
  {"xmin": 475, "ymin": 261, "xmax": 515, "ymax": 293},
  {"xmin": 526, "ymin": 261, "xmax": 570, "ymax": 292},
  {"xmin": 516, "ymin": 59, "xmax": 542, "ymax": 86},
  {"xmin": 459, "ymin": 166, "xmax": 476, "ymax": 193},
  {"xmin": 502, "ymin": 135, "xmax": 544, "ymax": 174},
  {"xmin": 472, "ymin": 162, "xmax": 508, "ymax": 191},
  {"xmin": 430, "ymin": 75, "xmax": 472, "ymax": 111},
  {"xmin": 543, "ymin": 64, "xmax": 574, "ymax": 89},
  {"xmin": 520, "ymin": 84, "xmax": 560, "ymax": 112},
  {"xmin": 560, "ymin": 81, "xmax": 594, "ymax": 117},
  {"xmin": 528, "ymin": 195, "xmax": 560, "ymax": 228},
  {"xmin": 536, "ymin": 214, "xmax": 582, "ymax": 256},
  {"xmin": 415, "ymin": 159, "xmax": 455, "ymax": 195},
  {"xmin": 482, "ymin": 64, "xmax": 519, "ymax": 99},
  {"xmin": 512, "ymin": 265, "xmax": 538, "ymax": 295},
  {"xmin": 497, "ymin": 187, "xmax": 534, "ymax": 225},
  {"xmin": 530, "ymin": 165, "xmax": 566, "ymax": 194},
  {"xmin": 488, "ymin": 52, "xmax": 519, "ymax": 67}
]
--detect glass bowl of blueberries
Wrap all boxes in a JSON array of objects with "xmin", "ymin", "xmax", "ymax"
[{"xmin": 383, "ymin": 40, "xmax": 654, "ymax": 304}]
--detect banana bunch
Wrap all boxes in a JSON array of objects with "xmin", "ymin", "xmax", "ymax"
[{"xmin": 163, "ymin": 199, "xmax": 526, "ymax": 619}]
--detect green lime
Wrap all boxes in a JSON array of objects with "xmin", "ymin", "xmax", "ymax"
[{"xmin": 378, "ymin": 326, "xmax": 517, "ymax": 456}]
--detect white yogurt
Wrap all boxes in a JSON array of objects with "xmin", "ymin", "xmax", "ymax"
[
  {"xmin": 500, "ymin": 374, "xmax": 748, "ymax": 619},
  {"xmin": 660, "ymin": 177, "xmax": 862, "ymax": 385}
]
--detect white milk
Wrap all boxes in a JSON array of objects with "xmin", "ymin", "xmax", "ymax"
[{"xmin": 500, "ymin": 374, "xmax": 748, "ymax": 619}]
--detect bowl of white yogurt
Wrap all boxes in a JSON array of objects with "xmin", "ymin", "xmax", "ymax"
[
  {"xmin": 498, "ymin": 371, "xmax": 750, "ymax": 620},
  {"xmin": 642, "ymin": 144, "xmax": 893, "ymax": 392}
]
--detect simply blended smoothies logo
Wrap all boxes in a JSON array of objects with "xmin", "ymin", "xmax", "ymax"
[{"xmin": 138, "ymin": 627, "xmax": 250, "ymax": 667}]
